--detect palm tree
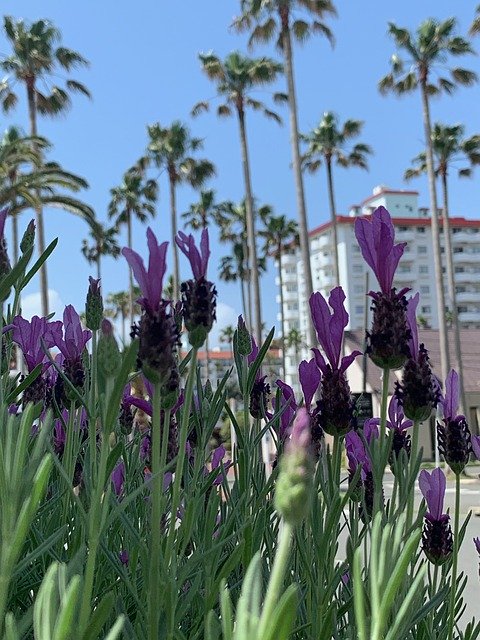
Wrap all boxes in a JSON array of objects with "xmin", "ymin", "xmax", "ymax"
[
  {"xmin": 0, "ymin": 16, "xmax": 91, "ymax": 316},
  {"xmin": 379, "ymin": 18, "xmax": 477, "ymax": 384},
  {"xmin": 81, "ymin": 221, "xmax": 121, "ymax": 280},
  {"xmin": 194, "ymin": 51, "xmax": 283, "ymax": 343},
  {"xmin": 108, "ymin": 167, "xmax": 158, "ymax": 325},
  {"xmin": 146, "ymin": 121, "xmax": 215, "ymax": 301},
  {"xmin": 259, "ymin": 212, "xmax": 298, "ymax": 376},
  {"xmin": 215, "ymin": 198, "xmax": 269, "ymax": 327},
  {"xmin": 405, "ymin": 123, "xmax": 480, "ymax": 413},
  {"xmin": 105, "ymin": 290, "xmax": 130, "ymax": 345},
  {"xmin": 469, "ymin": 5, "xmax": 480, "ymax": 36},
  {"xmin": 0, "ymin": 127, "xmax": 95, "ymax": 264},
  {"xmin": 220, "ymin": 325, "xmax": 235, "ymax": 347},
  {"xmin": 301, "ymin": 112, "xmax": 372, "ymax": 286},
  {"xmin": 181, "ymin": 189, "xmax": 221, "ymax": 231},
  {"xmin": 285, "ymin": 326, "xmax": 305, "ymax": 366},
  {"xmin": 234, "ymin": 0, "xmax": 337, "ymax": 347}
]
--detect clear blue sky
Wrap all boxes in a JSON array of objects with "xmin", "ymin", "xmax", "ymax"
[{"xmin": 2, "ymin": 1, "xmax": 480, "ymax": 344}]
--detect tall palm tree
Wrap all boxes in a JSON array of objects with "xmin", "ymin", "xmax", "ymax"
[
  {"xmin": 215, "ymin": 198, "xmax": 269, "ymax": 326},
  {"xmin": 219, "ymin": 248, "xmax": 250, "ymax": 322},
  {"xmin": 106, "ymin": 290, "xmax": 130, "ymax": 345},
  {"xmin": 81, "ymin": 221, "xmax": 121, "ymax": 280},
  {"xmin": 234, "ymin": 0, "xmax": 337, "ymax": 346},
  {"xmin": 194, "ymin": 51, "xmax": 283, "ymax": 342},
  {"xmin": 259, "ymin": 212, "xmax": 298, "ymax": 376},
  {"xmin": 379, "ymin": 18, "xmax": 477, "ymax": 384},
  {"xmin": 285, "ymin": 326, "xmax": 305, "ymax": 366},
  {"xmin": 146, "ymin": 121, "xmax": 215, "ymax": 301},
  {"xmin": 0, "ymin": 16, "xmax": 91, "ymax": 316},
  {"xmin": 108, "ymin": 167, "xmax": 158, "ymax": 326},
  {"xmin": 469, "ymin": 5, "xmax": 480, "ymax": 36},
  {"xmin": 181, "ymin": 188, "xmax": 220, "ymax": 231},
  {"xmin": 220, "ymin": 324, "xmax": 235, "ymax": 347},
  {"xmin": 405, "ymin": 123, "xmax": 480, "ymax": 413},
  {"xmin": 301, "ymin": 112, "xmax": 372, "ymax": 286},
  {"xmin": 0, "ymin": 128, "xmax": 96, "ymax": 264}
]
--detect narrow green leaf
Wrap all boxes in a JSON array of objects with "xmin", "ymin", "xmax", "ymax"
[
  {"xmin": 53, "ymin": 575, "xmax": 82, "ymax": 640},
  {"xmin": 246, "ymin": 327, "xmax": 275, "ymax": 395},
  {"xmin": 21, "ymin": 238, "xmax": 58, "ymax": 290},
  {"xmin": 6, "ymin": 363, "xmax": 42, "ymax": 404},
  {"xmin": 262, "ymin": 584, "xmax": 298, "ymax": 640},
  {"xmin": 82, "ymin": 591, "xmax": 115, "ymax": 640}
]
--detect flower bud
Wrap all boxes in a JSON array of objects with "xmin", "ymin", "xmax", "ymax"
[
  {"xmin": 85, "ymin": 277, "xmax": 103, "ymax": 331},
  {"xmin": 20, "ymin": 219, "xmax": 35, "ymax": 255},
  {"xmin": 236, "ymin": 315, "xmax": 252, "ymax": 356},
  {"xmin": 181, "ymin": 277, "xmax": 217, "ymax": 348},
  {"xmin": 275, "ymin": 409, "xmax": 314, "ymax": 526},
  {"xmin": 98, "ymin": 319, "xmax": 121, "ymax": 378}
]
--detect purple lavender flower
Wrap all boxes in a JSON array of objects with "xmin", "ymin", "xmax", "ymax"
[
  {"xmin": 346, "ymin": 429, "xmax": 379, "ymax": 519},
  {"xmin": 112, "ymin": 461, "xmax": 125, "ymax": 498},
  {"xmin": 298, "ymin": 358, "xmax": 322, "ymax": 455},
  {"xmin": 53, "ymin": 305, "xmax": 92, "ymax": 393},
  {"xmin": 274, "ymin": 379, "xmax": 297, "ymax": 440},
  {"xmin": 419, "ymin": 468, "xmax": 453, "ymax": 565},
  {"xmin": 437, "ymin": 370, "xmax": 472, "ymax": 475},
  {"xmin": 176, "ymin": 229, "xmax": 217, "ymax": 348},
  {"xmin": 119, "ymin": 550, "xmax": 129, "ymax": 566},
  {"xmin": 354, "ymin": 206, "xmax": 411, "ymax": 370},
  {"xmin": 210, "ymin": 445, "xmax": 232, "ymax": 486},
  {"xmin": 124, "ymin": 228, "xmax": 180, "ymax": 385},
  {"xmin": 10, "ymin": 315, "xmax": 63, "ymax": 372},
  {"xmin": 122, "ymin": 228, "xmax": 168, "ymax": 315},
  {"xmin": 309, "ymin": 287, "xmax": 361, "ymax": 437},
  {"xmin": 395, "ymin": 293, "xmax": 440, "ymax": 421},
  {"xmin": 386, "ymin": 396, "xmax": 413, "ymax": 464}
]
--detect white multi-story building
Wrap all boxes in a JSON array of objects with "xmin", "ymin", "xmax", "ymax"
[{"xmin": 278, "ymin": 185, "xmax": 480, "ymax": 391}]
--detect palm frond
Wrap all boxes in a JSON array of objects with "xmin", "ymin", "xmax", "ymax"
[
  {"xmin": 65, "ymin": 79, "xmax": 91, "ymax": 98},
  {"xmin": 191, "ymin": 101, "xmax": 209, "ymax": 117},
  {"xmin": 311, "ymin": 20, "xmax": 335, "ymax": 47},
  {"xmin": 262, "ymin": 108, "xmax": 282, "ymax": 124},
  {"xmin": 248, "ymin": 18, "xmax": 277, "ymax": 48},
  {"xmin": 292, "ymin": 20, "xmax": 311, "ymax": 44},
  {"xmin": 450, "ymin": 68, "xmax": 478, "ymax": 87},
  {"xmin": 273, "ymin": 92, "xmax": 288, "ymax": 104},
  {"xmin": 217, "ymin": 104, "xmax": 232, "ymax": 118}
]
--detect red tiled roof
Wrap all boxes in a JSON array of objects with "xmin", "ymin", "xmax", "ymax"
[{"xmin": 181, "ymin": 348, "xmax": 282, "ymax": 361}]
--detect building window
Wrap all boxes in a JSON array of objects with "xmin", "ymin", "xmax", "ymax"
[
  {"xmin": 355, "ymin": 305, "xmax": 363, "ymax": 315},
  {"xmin": 419, "ymin": 265, "xmax": 429, "ymax": 274},
  {"xmin": 420, "ymin": 285, "xmax": 430, "ymax": 294},
  {"xmin": 417, "ymin": 246, "xmax": 427, "ymax": 254},
  {"xmin": 352, "ymin": 245, "xmax": 360, "ymax": 253},
  {"xmin": 398, "ymin": 265, "xmax": 411, "ymax": 273},
  {"xmin": 353, "ymin": 284, "xmax": 364, "ymax": 294},
  {"xmin": 453, "ymin": 228, "xmax": 461, "ymax": 234},
  {"xmin": 457, "ymin": 306, "xmax": 468, "ymax": 313},
  {"xmin": 417, "ymin": 227, "xmax": 425, "ymax": 233},
  {"xmin": 353, "ymin": 265, "xmax": 363, "ymax": 274},
  {"xmin": 455, "ymin": 266, "xmax": 465, "ymax": 273},
  {"xmin": 398, "ymin": 226, "xmax": 408, "ymax": 232},
  {"xmin": 453, "ymin": 246, "xmax": 464, "ymax": 253},
  {"xmin": 421, "ymin": 306, "xmax": 431, "ymax": 314}
]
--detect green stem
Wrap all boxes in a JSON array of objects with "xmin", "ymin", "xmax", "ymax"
[
  {"xmin": 374, "ymin": 369, "xmax": 390, "ymax": 514},
  {"xmin": 379, "ymin": 368, "xmax": 390, "ymax": 450},
  {"xmin": 165, "ymin": 349, "xmax": 198, "ymax": 563},
  {"xmin": 78, "ymin": 419, "xmax": 110, "ymax": 631},
  {"xmin": 0, "ymin": 301, "xmax": 4, "ymax": 408},
  {"xmin": 257, "ymin": 521, "xmax": 293, "ymax": 638},
  {"xmin": 332, "ymin": 435, "xmax": 342, "ymax": 490},
  {"xmin": 405, "ymin": 419, "xmax": 420, "ymax": 531},
  {"xmin": 89, "ymin": 330, "xmax": 98, "ymax": 481},
  {"xmin": 447, "ymin": 473, "xmax": 461, "ymax": 640},
  {"xmin": 148, "ymin": 382, "xmax": 162, "ymax": 640}
]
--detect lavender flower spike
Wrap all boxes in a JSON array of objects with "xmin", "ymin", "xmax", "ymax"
[
  {"xmin": 122, "ymin": 228, "xmax": 168, "ymax": 314},
  {"xmin": 354, "ymin": 205, "xmax": 407, "ymax": 294},
  {"xmin": 437, "ymin": 369, "xmax": 472, "ymax": 475},
  {"xmin": 472, "ymin": 435, "xmax": 480, "ymax": 460},
  {"xmin": 419, "ymin": 468, "xmax": 453, "ymax": 565},
  {"xmin": 10, "ymin": 315, "xmax": 63, "ymax": 372}
]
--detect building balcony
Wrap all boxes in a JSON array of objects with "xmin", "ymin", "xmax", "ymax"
[
  {"xmin": 458, "ymin": 310, "xmax": 480, "ymax": 323},
  {"xmin": 456, "ymin": 291, "xmax": 480, "ymax": 303},
  {"xmin": 454, "ymin": 272, "xmax": 478, "ymax": 283},
  {"xmin": 317, "ymin": 235, "xmax": 331, "ymax": 249},
  {"xmin": 394, "ymin": 271, "xmax": 414, "ymax": 283},
  {"xmin": 451, "ymin": 231, "xmax": 480, "ymax": 243},
  {"xmin": 395, "ymin": 229, "xmax": 415, "ymax": 242},
  {"xmin": 453, "ymin": 252, "xmax": 480, "ymax": 264}
]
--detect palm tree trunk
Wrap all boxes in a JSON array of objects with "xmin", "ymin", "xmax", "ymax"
[
  {"xmin": 237, "ymin": 105, "xmax": 262, "ymax": 343},
  {"xmin": 325, "ymin": 156, "xmax": 340, "ymax": 287},
  {"xmin": 280, "ymin": 16, "xmax": 315, "ymax": 348},
  {"xmin": 96, "ymin": 255, "xmax": 101, "ymax": 282},
  {"xmin": 127, "ymin": 209, "xmax": 134, "ymax": 327},
  {"xmin": 169, "ymin": 169, "xmax": 180, "ymax": 301},
  {"xmin": 420, "ymin": 80, "xmax": 450, "ymax": 383},
  {"xmin": 441, "ymin": 170, "xmax": 466, "ymax": 413},
  {"xmin": 240, "ymin": 277, "xmax": 248, "ymax": 321},
  {"xmin": 27, "ymin": 81, "xmax": 49, "ymax": 317},
  {"xmin": 202, "ymin": 220, "xmax": 211, "ymax": 378},
  {"xmin": 121, "ymin": 308, "xmax": 126, "ymax": 345},
  {"xmin": 277, "ymin": 243, "xmax": 287, "ymax": 378}
]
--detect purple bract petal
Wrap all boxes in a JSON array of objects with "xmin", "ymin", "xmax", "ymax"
[
  {"xmin": 175, "ymin": 229, "xmax": 210, "ymax": 279},
  {"xmin": 122, "ymin": 227, "xmax": 168, "ymax": 313},
  {"xmin": 354, "ymin": 206, "xmax": 406, "ymax": 294},
  {"xmin": 298, "ymin": 359, "xmax": 320, "ymax": 411},
  {"xmin": 287, "ymin": 408, "xmax": 310, "ymax": 453},
  {"xmin": 471, "ymin": 435, "xmax": 480, "ymax": 461},
  {"xmin": 442, "ymin": 369, "xmax": 460, "ymax": 422},
  {"xmin": 275, "ymin": 379, "xmax": 297, "ymax": 439},
  {"xmin": 10, "ymin": 315, "xmax": 63, "ymax": 372},
  {"xmin": 419, "ymin": 468, "xmax": 446, "ymax": 520},
  {"xmin": 387, "ymin": 396, "xmax": 413, "ymax": 431},
  {"xmin": 339, "ymin": 350, "xmax": 362, "ymax": 373},
  {"xmin": 309, "ymin": 287, "xmax": 347, "ymax": 369},
  {"xmin": 112, "ymin": 461, "xmax": 125, "ymax": 497},
  {"xmin": 363, "ymin": 418, "xmax": 380, "ymax": 443},
  {"xmin": 345, "ymin": 430, "xmax": 370, "ymax": 480},
  {"xmin": 247, "ymin": 336, "xmax": 259, "ymax": 366},
  {"xmin": 474, "ymin": 537, "xmax": 480, "ymax": 555}
]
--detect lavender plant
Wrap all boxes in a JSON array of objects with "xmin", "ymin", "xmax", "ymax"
[{"xmin": 0, "ymin": 206, "xmax": 480, "ymax": 640}]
